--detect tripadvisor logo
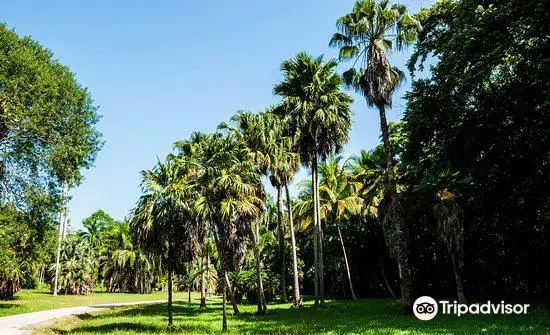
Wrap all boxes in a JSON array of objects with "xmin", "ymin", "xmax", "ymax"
[{"xmin": 413, "ymin": 296, "xmax": 530, "ymax": 321}]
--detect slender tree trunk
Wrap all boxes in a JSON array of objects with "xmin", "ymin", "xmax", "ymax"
[
  {"xmin": 200, "ymin": 247, "xmax": 207, "ymax": 309},
  {"xmin": 311, "ymin": 158, "xmax": 319, "ymax": 308},
  {"xmin": 224, "ymin": 271, "xmax": 239, "ymax": 314},
  {"xmin": 222, "ymin": 272, "xmax": 227, "ymax": 332},
  {"xmin": 188, "ymin": 286, "xmax": 191, "ymax": 303},
  {"xmin": 168, "ymin": 269, "xmax": 174, "ymax": 330},
  {"xmin": 60, "ymin": 184, "xmax": 69, "ymax": 240},
  {"xmin": 378, "ymin": 105, "xmax": 413, "ymax": 313},
  {"xmin": 313, "ymin": 159, "xmax": 325, "ymax": 308},
  {"xmin": 207, "ymin": 249, "xmax": 211, "ymax": 297},
  {"xmin": 251, "ymin": 220, "xmax": 267, "ymax": 315},
  {"xmin": 451, "ymin": 253, "xmax": 467, "ymax": 304},
  {"xmin": 53, "ymin": 185, "xmax": 68, "ymax": 297},
  {"xmin": 379, "ymin": 258, "xmax": 397, "ymax": 298},
  {"xmin": 276, "ymin": 185, "xmax": 287, "ymax": 302},
  {"xmin": 285, "ymin": 184, "xmax": 302, "ymax": 307},
  {"xmin": 39, "ymin": 264, "xmax": 45, "ymax": 285},
  {"xmin": 336, "ymin": 221, "xmax": 357, "ymax": 300}
]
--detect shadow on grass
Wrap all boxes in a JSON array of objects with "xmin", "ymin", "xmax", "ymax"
[
  {"xmin": 78, "ymin": 301, "xmax": 201, "ymax": 320},
  {"xmin": 0, "ymin": 302, "xmax": 19, "ymax": 310},
  {"xmin": 233, "ymin": 299, "xmax": 550, "ymax": 335},
  {"xmin": 57, "ymin": 298, "xmax": 550, "ymax": 335}
]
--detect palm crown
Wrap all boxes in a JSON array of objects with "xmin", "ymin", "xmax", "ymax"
[
  {"xmin": 330, "ymin": 0, "xmax": 421, "ymax": 108},
  {"xmin": 274, "ymin": 52, "xmax": 353, "ymax": 163}
]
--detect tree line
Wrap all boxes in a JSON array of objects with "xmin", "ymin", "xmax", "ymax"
[{"xmin": 1, "ymin": 0, "xmax": 548, "ymax": 333}]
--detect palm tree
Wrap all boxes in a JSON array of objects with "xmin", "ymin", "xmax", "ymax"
[
  {"xmin": 99, "ymin": 220, "xmax": 152, "ymax": 294},
  {"xmin": 319, "ymin": 156, "xmax": 363, "ymax": 300},
  {"xmin": 131, "ymin": 160, "xmax": 198, "ymax": 330},
  {"xmin": 330, "ymin": 0, "xmax": 421, "ymax": 312},
  {"xmin": 189, "ymin": 132, "xmax": 263, "ymax": 331},
  {"xmin": 226, "ymin": 110, "xmax": 299, "ymax": 304},
  {"xmin": 220, "ymin": 110, "xmax": 288, "ymax": 310},
  {"xmin": 274, "ymin": 53, "xmax": 353, "ymax": 308},
  {"xmin": 278, "ymin": 144, "xmax": 302, "ymax": 308},
  {"xmin": 434, "ymin": 189, "xmax": 467, "ymax": 304},
  {"xmin": 49, "ymin": 234, "xmax": 97, "ymax": 295},
  {"xmin": 172, "ymin": 132, "xmax": 213, "ymax": 310},
  {"xmin": 294, "ymin": 155, "xmax": 363, "ymax": 300}
]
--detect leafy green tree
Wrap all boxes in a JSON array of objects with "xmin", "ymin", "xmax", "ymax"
[
  {"xmin": 82, "ymin": 210, "xmax": 116, "ymax": 248},
  {"xmin": 0, "ymin": 23, "xmax": 102, "ymax": 204},
  {"xmin": 0, "ymin": 190, "xmax": 58, "ymax": 299},
  {"xmin": 1, "ymin": 24, "xmax": 102, "ymax": 300},
  {"xmin": 275, "ymin": 53, "xmax": 353, "ymax": 308},
  {"xmin": 402, "ymin": 0, "xmax": 549, "ymax": 300},
  {"xmin": 330, "ymin": 0, "xmax": 421, "ymax": 311}
]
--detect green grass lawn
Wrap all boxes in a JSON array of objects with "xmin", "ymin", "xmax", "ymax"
[
  {"xmin": 0, "ymin": 288, "xmax": 173, "ymax": 317},
  {"xmin": 32, "ymin": 296, "xmax": 550, "ymax": 335}
]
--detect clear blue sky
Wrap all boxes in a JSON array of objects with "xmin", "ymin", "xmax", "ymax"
[{"xmin": 1, "ymin": 0, "xmax": 434, "ymax": 230}]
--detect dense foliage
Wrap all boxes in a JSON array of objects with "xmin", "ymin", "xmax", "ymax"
[
  {"xmin": 0, "ymin": 24, "xmax": 102, "ymax": 298},
  {"xmin": 400, "ymin": 0, "xmax": 550, "ymax": 299}
]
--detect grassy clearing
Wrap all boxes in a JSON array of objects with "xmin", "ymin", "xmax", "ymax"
[
  {"xmin": 0, "ymin": 288, "xmax": 174, "ymax": 317},
  {"xmin": 33, "ymin": 297, "xmax": 550, "ymax": 335}
]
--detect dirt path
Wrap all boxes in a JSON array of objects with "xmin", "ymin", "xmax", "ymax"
[{"xmin": 0, "ymin": 300, "xmax": 168, "ymax": 335}]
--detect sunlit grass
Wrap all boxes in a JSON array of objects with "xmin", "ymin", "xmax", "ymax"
[
  {"xmin": 0, "ymin": 288, "xmax": 175, "ymax": 317},
  {"xmin": 32, "ymin": 296, "xmax": 550, "ymax": 334}
]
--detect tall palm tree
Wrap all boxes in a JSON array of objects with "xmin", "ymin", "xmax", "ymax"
[
  {"xmin": 189, "ymin": 132, "xmax": 262, "ymax": 331},
  {"xmin": 294, "ymin": 155, "xmax": 363, "ymax": 300},
  {"xmin": 220, "ymin": 110, "xmax": 287, "ymax": 310},
  {"xmin": 277, "ymin": 141, "xmax": 302, "ymax": 308},
  {"xmin": 274, "ymin": 53, "xmax": 353, "ymax": 308},
  {"xmin": 319, "ymin": 156, "xmax": 363, "ymax": 300},
  {"xmin": 434, "ymin": 188, "xmax": 467, "ymax": 304},
  {"xmin": 172, "ymin": 132, "xmax": 212, "ymax": 310},
  {"xmin": 330, "ymin": 0, "xmax": 421, "ymax": 312},
  {"xmin": 131, "ymin": 160, "xmax": 198, "ymax": 330}
]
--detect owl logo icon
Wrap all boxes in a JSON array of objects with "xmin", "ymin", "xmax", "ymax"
[{"xmin": 413, "ymin": 296, "xmax": 438, "ymax": 320}]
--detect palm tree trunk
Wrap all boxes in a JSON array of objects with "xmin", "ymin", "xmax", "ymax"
[
  {"xmin": 207, "ymin": 249, "xmax": 211, "ymax": 297},
  {"xmin": 313, "ymin": 158, "xmax": 325, "ymax": 308},
  {"xmin": 222, "ymin": 271, "xmax": 228, "ymax": 332},
  {"xmin": 451, "ymin": 253, "xmax": 467, "ymax": 304},
  {"xmin": 378, "ymin": 104, "xmax": 413, "ymax": 313},
  {"xmin": 276, "ymin": 185, "xmax": 288, "ymax": 302},
  {"xmin": 200, "ymin": 247, "xmax": 207, "ymax": 309},
  {"xmin": 311, "ymin": 158, "xmax": 320, "ymax": 308},
  {"xmin": 167, "ymin": 269, "xmax": 174, "ymax": 330},
  {"xmin": 285, "ymin": 184, "xmax": 302, "ymax": 307},
  {"xmin": 336, "ymin": 221, "xmax": 357, "ymax": 300},
  {"xmin": 251, "ymin": 220, "xmax": 267, "ymax": 315},
  {"xmin": 224, "ymin": 271, "xmax": 239, "ymax": 314},
  {"xmin": 39, "ymin": 264, "xmax": 45, "ymax": 285}
]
